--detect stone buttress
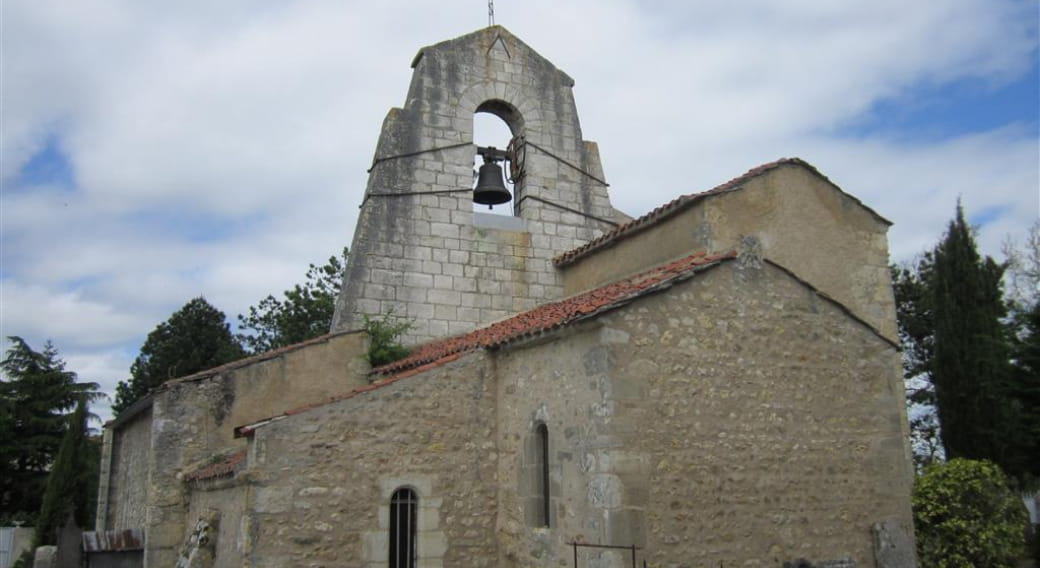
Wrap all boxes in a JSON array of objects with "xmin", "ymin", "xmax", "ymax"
[{"xmin": 331, "ymin": 26, "xmax": 624, "ymax": 342}]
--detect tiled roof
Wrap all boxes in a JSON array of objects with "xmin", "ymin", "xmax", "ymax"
[
  {"xmin": 553, "ymin": 158, "xmax": 890, "ymax": 268},
  {"xmin": 182, "ymin": 450, "xmax": 246, "ymax": 482},
  {"xmin": 234, "ymin": 249, "xmax": 735, "ymax": 438},
  {"xmin": 371, "ymin": 250, "xmax": 737, "ymax": 376}
]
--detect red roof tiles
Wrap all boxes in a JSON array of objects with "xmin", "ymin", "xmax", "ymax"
[
  {"xmin": 182, "ymin": 450, "xmax": 246, "ymax": 482},
  {"xmin": 553, "ymin": 158, "xmax": 890, "ymax": 268},
  {"xmin": 371, "ymin": 249, "xmax": 737, "ymax": 376},
  {"xmin": 233, "ymin": 249, "xmax": 735, "ymax": 437}
]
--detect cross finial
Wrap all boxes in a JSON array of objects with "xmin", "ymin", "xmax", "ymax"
[{"xmin": 488, "ymin": 0, "xmax": 495, "ymax": 26}]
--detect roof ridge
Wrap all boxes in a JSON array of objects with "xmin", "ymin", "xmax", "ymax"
[{"xmin": 553, "ymin": 157, "xmax": 889, "ymax": 267}]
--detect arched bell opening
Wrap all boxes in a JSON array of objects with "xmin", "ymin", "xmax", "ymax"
[{"xmin": 472, "ymin": 99, "xmax": 525, "ymax": 216}]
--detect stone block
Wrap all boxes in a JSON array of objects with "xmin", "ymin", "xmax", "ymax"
[
  {"xmin": 433, "ymin": 275, "xmax": 453, "ymax": 289},
  {"xmin": 872, "ymin": 519, "xmax": 916, "ymax": 568},
  {"xmin": 404, "ymin": 272, "xmax": 434, "ymax": 288},
  {"xmin": 431, "ymin": 223, "xmax": 460, "ymax": 239},
  {"xmin": 428, "ymin": 289, "xmax": 461, "ymax": 305}
]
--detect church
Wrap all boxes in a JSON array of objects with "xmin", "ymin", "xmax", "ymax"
[{"xmin": 92, "ymin": 26, "xmax": 916, "ymax": 567}]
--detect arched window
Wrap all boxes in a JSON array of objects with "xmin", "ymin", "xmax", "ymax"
[
  {"xmin": 537, "ymin": 423, "xmax": 550, "ymax": 527},
  {"xmin": 389, "ymin": 487, "xmax": 417, "ymax": 568}
]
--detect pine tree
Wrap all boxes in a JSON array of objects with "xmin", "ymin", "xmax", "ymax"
[
  {"xmin": 930, "ymin": 203, "xmax": 1015, "ymax": 466},
  {"xmin": 238, "ymin": 248, "xmax": 348, "ymax": 354},
  {"xmin": 112, "ymin": 297, "xmax": 244, "ymax": 414},
  {"xmin": 0, "ymin": 337, "xmax": 101, "ymax": 521}
]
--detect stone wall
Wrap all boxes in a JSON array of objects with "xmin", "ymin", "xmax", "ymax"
[
  {"xmin": 332, "ymin": 26, "xmax": 622, "ymax": 343},
  {"xmin": 243, "ymin": 353, "xmax": 499, "ymax": 567},
  {"xmin": 99, "ymin": 406, "xmax": 152, "ymax": 531},
  {"xmin": 560, "ymin": 161, "xmax": 899, "ymax": 342},
  {"xmin": 496, "ymin": 260, "xmax": 913, "ymax": 567},
  {"xmin": 118, "ymin": 331, "xmax": 370, "ymax": 567}
]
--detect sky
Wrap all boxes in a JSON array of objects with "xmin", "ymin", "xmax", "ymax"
[{"xmin": 2, "ymin": 1, "xmax": 1038, "ymax": 422}]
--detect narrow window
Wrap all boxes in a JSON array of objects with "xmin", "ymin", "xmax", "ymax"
[
  {"xmin": 537, "ymin": 423, "xmax": 550, "ymax": 527},
  {"xmin": 389, "ymin": 488, "xmax": 417, "ymax": 568}
]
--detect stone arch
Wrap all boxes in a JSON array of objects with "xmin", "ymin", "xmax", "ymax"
[{"xmin": 475, "ymin": 99, "xmax": 524, "ymax": 136}]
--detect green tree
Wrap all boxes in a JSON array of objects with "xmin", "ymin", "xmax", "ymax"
[
  {"xmin": 892, "ymin": 257, "xmax": 943, "ymax": 468},
  {"xmin": 0, "ymin": 337, "xmax": 101, "ymax": 522},
  {"xmin": 930, "ymin": 203, "xmax": 1017, "ymax": 469},
  {"xmin": 913, "ymin": 459, "xmax": 1027, "ymax": 567},
  {"xmin": 113, "ymin": 297, "xmax": 244, "ymax": 414},
  {"xmin": 32, "ymin": 397, "xmax": 96, "ymax": 548},
  {"xmin": 238, "ymin": 247, "xmax": 349, "ymax": 354},
  {"xmin": 1004, "ymin": 221, "xmax": 1040, "ymax": 488}
]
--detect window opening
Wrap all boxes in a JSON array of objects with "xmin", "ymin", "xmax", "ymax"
[
  {"xmin": 389, "ymin": 488, "xmax": 418, "ymax": 568},
  {"xmin": 537, "ymin": 423, "xmax": 550, "ymax": 527},
  {"xmin": 473, "ymin": 111, "xmax": 515, "ymax": 216}
]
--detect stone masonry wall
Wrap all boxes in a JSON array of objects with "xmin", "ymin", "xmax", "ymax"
[
  {"xmin": 140, "ymin": 331, "xmax": 370, "ymax": 566},
  {"xmin": 496, "ymin": 260, "xmax": 913, "ymax": 567},
  {"xmin": 243, "ymin": 354, "xmax": 499, "ymax": 567},
  {"xmin": 99, "ymin": 407, "xmax": 152, "ymax": 531},
  {"xmin": 561, "ymin": 162, "xmax": 898, "ymax": 343},
  {"xmin": 332, "ymin": 26, "xmax": 621, "ymax": 343}
]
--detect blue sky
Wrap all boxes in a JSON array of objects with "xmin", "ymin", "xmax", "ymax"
[{"xmin": 2, "ymin": 0, "xmax": 1037, "ymax": 422}]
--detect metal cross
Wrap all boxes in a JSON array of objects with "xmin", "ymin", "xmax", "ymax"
[{"xmin": 488, "ymin": 0, "xmax": 495, "ymax": 26}]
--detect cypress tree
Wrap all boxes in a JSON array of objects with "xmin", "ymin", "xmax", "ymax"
[
  {"xmin": 32, "ymin": 397, "xmax": 94, "ymax": 549},
  {"xmin": 931, "ymin": 203, "xmax": 1015, "ymax": 464}
]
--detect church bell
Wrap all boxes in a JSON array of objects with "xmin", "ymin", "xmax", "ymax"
[{"xmin": 473, "ymin": 158, "xmax": 512, "ymax": 207}]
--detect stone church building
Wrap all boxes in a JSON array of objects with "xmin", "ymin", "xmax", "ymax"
[{"xmin": 93, "ymin": 27, "xmax": 916, "ymax": 567}]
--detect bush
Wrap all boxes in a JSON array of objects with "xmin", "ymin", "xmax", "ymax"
[
  {"xmin": 912, "ymin": 458, "xmax": 1028, "ymax": 567},
  {"xmin": 362, "ymin": 311, "xmax": 413, "ymax": 367}
]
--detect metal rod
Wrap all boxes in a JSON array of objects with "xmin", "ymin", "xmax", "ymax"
[{"xmin": 566, "ymin": 542, "xmax": 643, "ymax": 551}]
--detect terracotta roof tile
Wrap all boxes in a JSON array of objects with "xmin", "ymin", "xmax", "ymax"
[
  {"xmin": 553, "ymin": 158, "xmax": 890, "ymax": 268},
  {"xmin": 371, "ymin": 249, "xmax": 737, "ymax": 376},
  {"xmin": 234, "ymin": 250, "xmax": 735, "ymax": 437},
  {"xmin": 182, "ymin": 450, "xmax": 246, "ymax": 482}
]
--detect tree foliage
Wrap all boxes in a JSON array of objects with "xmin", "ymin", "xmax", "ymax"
[
  {"xmin": 930, "ymin": 203, "xmax": 1016, "ymax": 466},
  {"xmin": 893, "ymin": 205, "xmax": 1038, "ymax": 484},
  {"xmin": 113, "ymin": 297, "xmax": 244, "ymax": 414},
  {"xmin": 0, "ymin": 337, "xmax": 101, "ymax": 522},
  {"xmin": 363, "ymin": 311, "xmax": 413, "ymax": 367},
  {"xmin": 238, "ymin": 248, "xmax": 349, "ymax": 354},
  {"xmin": 33, "ymin": 397, "xmax": 98, "ymax": 548},
  {"xmin": 912, "ymin": 459, "xmax": 1027, "ymax": 567}
]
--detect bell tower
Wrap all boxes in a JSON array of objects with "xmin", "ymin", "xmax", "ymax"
[{"xmin": 331, "ymin": 26, "xmax": 625, "ymax": 342}]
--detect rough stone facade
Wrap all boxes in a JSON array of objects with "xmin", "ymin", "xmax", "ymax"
[
  {"xmin": 331, "ymin": 26, "xmax": 626, "ymax": 343},
  {"xmin": 95, "ymin": 25, "xmax": 917, "ymax": 568},
  {"xmin": 94, "ymin": 331, "xmax": 371, "ymax": 566}
]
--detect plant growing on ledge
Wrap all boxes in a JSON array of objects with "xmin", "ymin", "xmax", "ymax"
[{"xmin": 362, "ymin": 311, "xmax": 413, "ymax": 367}]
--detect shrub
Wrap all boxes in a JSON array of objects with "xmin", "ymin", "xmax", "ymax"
[
  {"xmin": 362, "ymin": 311, "xmax": 413, "ymax": 367},
  {"xmin": 912, "ymin": 458, "xmax": 1028, "ymax": 567}
]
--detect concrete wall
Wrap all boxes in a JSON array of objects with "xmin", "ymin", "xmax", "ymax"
[
  {"xmin": 561, "ymin": 162, "xmax": 898, "ymax": 342},
  {"xmin": 332, "ymin": 26, "xmax": 621, "ymax": 343},
  {"xmin": 497, "ymin": 260, "xmax": 913, "ymax": 567},
  {"xmin": 243, "ymin": 353, "xmax": 499, "ymax": 567}
]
